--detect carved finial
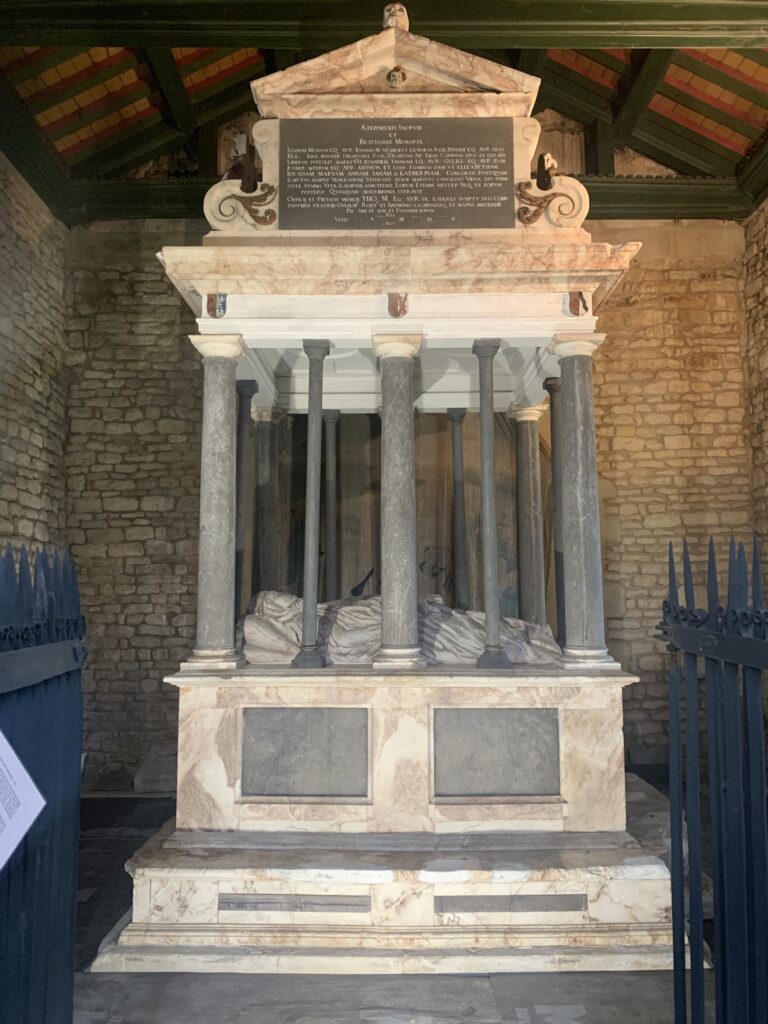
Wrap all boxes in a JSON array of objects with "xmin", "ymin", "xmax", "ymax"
[
  {"xmin": 383, "ymin": 3, "xmax": 409, "ymax": 30},
  {"xmin": 535, "ymin": 152, "xmax": 558, "ymax": 191}
]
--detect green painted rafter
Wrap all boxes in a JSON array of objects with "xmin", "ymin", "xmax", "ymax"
[
  {"xmin": 71, "ymin": 122, "xmax": 185, "ymax": 177},
  {"xmin": 585, "ymin": 120, "xmax": 615, "ymax": 176},
  {"xmin": 4, "ymin": 2, "xmax": 768, "ymax": 47},
  {"xmin": 0, "ymin": 70, "xmax": 70, "ymax": 218},
  {"xmin": 738, "ymin": 130, "xmax": 768, "ymax": 206},
  {"xmin": 630, "ymin": 113, "xmax": 738, "ymax": 177},
  {"xmin": 614, "ymin": 50, "xmax": 675, "ymax": 142},
  {"xmin": 144, "ymin": 47, "xmax": 198, "ymax": 136}
]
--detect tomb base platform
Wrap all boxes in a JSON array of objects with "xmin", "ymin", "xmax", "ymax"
[
  {"xmin": 91, "ymin": 819, "xmax": 673, "ymax": 974},
  {"xmin": 92, "ymin": 668, "xmax": 673, "ymax": 974}
]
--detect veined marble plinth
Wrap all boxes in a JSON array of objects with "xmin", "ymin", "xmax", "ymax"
[
  {"xmin": 92, "ymin": 808, "xmax": 673, "ymax": 974},
  {"xmin": 168, "ymin": 667, "xmax": 632, "ymax": 834},
  {"xmin": 90, "ymin": 669, "xmax": 674, "ymax": 974}
]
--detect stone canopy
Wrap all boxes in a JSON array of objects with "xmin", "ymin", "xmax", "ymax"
[{"xmin": 252, "ymin": 5, "xmax": 540, "ymax": 120}]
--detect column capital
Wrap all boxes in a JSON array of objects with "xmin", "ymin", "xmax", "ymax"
[
  {"xmin": 189, "ymin": 334, "xmax": 244, "ymax": 360},
  {"xmin": 543, "ymin": 377, "xmax": 561, "ymax": 395},
  {"xmin": 323, "ymin": 409, "xmax": 341, "ymax": 424},
  {"xmin": 552, "ymin": 332, "xmax": 606, "ymax": 359},
  {"xmin": 511, "ymin": 402, "xmax": 548, "ymax": 423},
  {"xmin": 236, "ymin": 379, "xmax": 258, "ymax": 397},
  {"xmin": 447, "ymin": 408, "xmax": 466, "ymax": 423},
  {"xmin": 472, "ymin": 338, "xmax": 501, "ymax": 359},
  {"xmin": 372, "ymin": 333, "xmax": 424, "ymax": 359},
  {"xmin": 303, "ymin": 338, "xmax": 330, "ymax": 359}
]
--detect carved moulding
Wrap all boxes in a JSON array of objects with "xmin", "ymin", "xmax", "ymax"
[
  {"xmin": 203, "ymin": 178, "xmax": 279, "ymax": 232},
  {"xmin": 515, "ymin": 175, "xmax": 590, "ymax": 231}
]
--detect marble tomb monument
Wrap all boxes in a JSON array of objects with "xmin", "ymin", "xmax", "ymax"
[{"xmin": 92, "ymin": 5, "xmax": 673, "ymax": 974}]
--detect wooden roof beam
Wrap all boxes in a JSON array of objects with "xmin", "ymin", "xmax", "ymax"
[
  {"xmin": 738, "ymin": 129, "xmax": 768, "ymax": 207},
  {"xmin": 5, "ymin": 2, "xmax": 768, "ymax": 48},
  {"xmin": 144, "ymin": 47, "xmax": 197, "ymax": 137},
  {"xmin": 615, "ymin": 50, "xmax": 675, "ymax": 143},
  {"xmin": 0, "ymin": 70, "xmax": 71, "ymax": 220}
]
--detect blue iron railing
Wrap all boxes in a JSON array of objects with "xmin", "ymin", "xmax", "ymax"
[
  {"xmin": 658, "ymin": 539, "xmax": 768, "ymax": 1024},
  {"xmin": 0, "ymin": 546, "xmax": 86, "ymax": 1024}
]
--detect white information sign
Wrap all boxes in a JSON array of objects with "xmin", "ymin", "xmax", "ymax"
[{"xmin": 0, "ymin": 728, "xmax": 46, "ymax": 872}]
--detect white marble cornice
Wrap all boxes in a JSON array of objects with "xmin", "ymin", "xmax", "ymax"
[{"xmin": 161, "ymin": 242, "xmax": 642, "ymax": 302}]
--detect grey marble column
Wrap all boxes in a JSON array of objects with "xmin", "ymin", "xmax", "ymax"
[
  {"xmin": 293, "ymin": 340, "xmax": 330, "ymax": 668},
  {"xmin": 372, "ymin": 335, "xmax": 426, "ymax": 669},
  {"xmin": 235, "ymin": 380, "xmax": 257, "ymax": 618},
  {"xmin": 447, "ymin": 409, "xmax": 470, "ymax": 612},
  {"xmin": 555, "ymin": 334, "xmax": 611, "ymax": 663},
  {"xmin": 513, "ymin": 404, "xmax": 548, "ymax": 627},
  {"xmin": 472, "ymin": 340, "xmax": 510, "ymax": 668},
  {"xmin": 189, "ymin": 334, "xmax": 244, "ymax": 666},
  {"xmin": 323, "ymin": 409, "xmax": 340, "ymax": 602},
  {"xmin": 544, "ymin": 378, "xmax": 565, "ymax": 646}
]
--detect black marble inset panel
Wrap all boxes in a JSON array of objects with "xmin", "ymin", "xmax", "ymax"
[
  {"xmin": 279, "ymin": 117, "xmax": 515, "ymax": 230},
  {"xmin": 241, "ymin": 707, "xmax": 368, "ymax": 798},
  {"xmin": 435, "ymin": 893, "xmax": 587, "ymax": 914},
  {"xmin": 219, "ymin": 893, "xmax": 370, "ymax": 913},
  {"xmin": 433, "ymin": 708, "xmax": 560, "ymax": 798}
]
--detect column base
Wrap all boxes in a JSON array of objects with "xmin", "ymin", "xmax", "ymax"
[
  {"xmin": 477, "ymin": 646, "xmax": 512, "ymax": 669},
  {"xmin": 562, "ymin": 646, "xmax": 617, "ymax": 669},
  {"xmin": 372, "ymin": 646, "xmax": 428, "ymax": 670},
  {"xmin": 291, "ymin": 646, "xmax": 325, "ymax": 669},
  {"xmin": 181, "ymin": 649, "xmax": 244, "ymax": 671}
]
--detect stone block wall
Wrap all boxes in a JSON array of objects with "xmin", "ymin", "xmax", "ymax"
[
  {"xmin": 744, "ymin": 201, "xmax": 768, "ymax": 539},
  {"xmin": 66, "ymin": 220, "xmax": 204, "ymax": 787},
  {"xmin": 0, "ymin": 155, "xmax": 69, "ymax": 548},
  {"xmin": 590, "ymin": 220, "xmax": 753, "ymax": 762}
]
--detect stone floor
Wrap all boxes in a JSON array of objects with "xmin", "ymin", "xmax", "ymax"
[{"xmin": 74, "ymin": 791, "xmax": 713, "ymax": 1024}]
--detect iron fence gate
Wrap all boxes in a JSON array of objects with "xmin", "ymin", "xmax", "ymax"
[
  {"xmin": 659, "ymin": 539, "xmax": 768, "ymax": 1024},
  {"xmin": 0, "ymin": 546, "xmax": 86, "ymax": 1024}
]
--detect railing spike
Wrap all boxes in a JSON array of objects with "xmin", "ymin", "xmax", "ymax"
[
  {"xmin": 682, "ymin": 538, "xmax": 695, "ymax": 608},
  {"xmin": 33, "ymin": 549, "xmax": 49, "ymax": 628},
  {"xmin": 752, "ymin": 536, "xmax": 764, "ymax": 609},
  {"xmin": 53, "ymin": 550, "xmax": 64, "ymax": 618},
  {"xmin": 17, "ymin": 546, "xmax": 34, "ymax": 626},
  {"xmin": 726, "ymin": 536, "xmax": 738, "ymax": 610},
  {"xmin": 67, "ymin": 553, "xmax": 81, "ymax": 617},
  {"xmin": 707, "ymin": 537, "xmax": 720, "ymax": 623},
  {"xmin": 0, "ymin": 545, "xmax": 17, "ymax": 626},
  {"xmin": 668, "ymin": 541, "xmax": 680, "ymax": 607},
  {"xmin": 736, "ymin": 542, "xmax": 749, "ymax": 608}
]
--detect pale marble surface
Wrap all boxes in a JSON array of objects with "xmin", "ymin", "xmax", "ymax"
[
  {"xmin": 169, "ymin": 668, "xmax": 634, "ymax": 834},
  {"xmin": 90, "ymin": 802, "xmax": 673, "ymax": 974},
  {"xmin": 160, "ymin": 240, "xmax": 641, "ymax": 300},
  {"xmin": 252, "ymin": 24, "xmax": 538, "ymax": 119}
]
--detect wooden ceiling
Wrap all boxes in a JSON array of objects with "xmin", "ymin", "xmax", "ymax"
[{"xmin": 1, "ymin": 2, "xmax": 768, "ymax": 223}]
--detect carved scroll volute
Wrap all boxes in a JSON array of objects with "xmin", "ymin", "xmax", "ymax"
[
  {"xmin": 203, "ymin": 179, "xmax": 279, "ymax": 232},
  {"xmin": 515, "ymin": 175, "xmax": 590, "ymax": 232}
]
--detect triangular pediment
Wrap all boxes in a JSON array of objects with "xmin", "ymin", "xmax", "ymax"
[{"xmin": 253, "ymin": 18, "xmax": 539, "ymax": 115}]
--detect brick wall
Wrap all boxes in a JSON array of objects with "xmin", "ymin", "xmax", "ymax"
[
  {"xmin": 744, "ymin": 200, "xmax": 768, "ymax": 540},
  {"xmin": 0, "ymin": 155, "xmax": 69, "ymax": 547},
  {"xmin": 590, "ymin": 220, "xmax": 753, "ymax": 762},
  {"xmin": 66, "ymin": 220, "xmax": 204, "ymax": 787}
]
